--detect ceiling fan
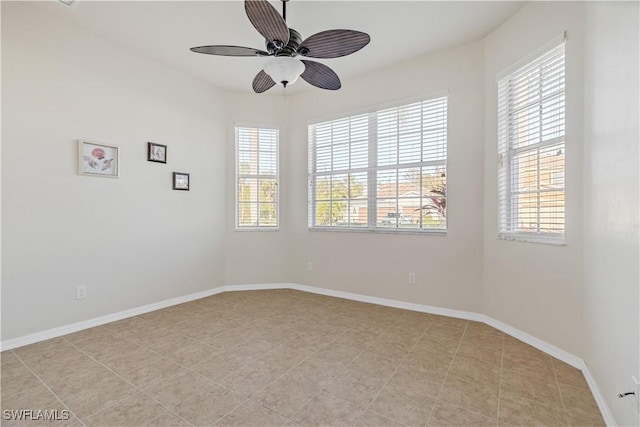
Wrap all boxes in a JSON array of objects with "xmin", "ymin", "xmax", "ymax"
[{"xmin": 190, "ymin": 0, "xmax": 370, "ymax": 93}]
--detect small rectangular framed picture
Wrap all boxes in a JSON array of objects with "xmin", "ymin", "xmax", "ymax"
[
  {"xmin": 173, "ymin": 172, "xmax": 190, "ymax": 191},
  {"xmin": 147, "ymin": 142, "xmax": 167, "ymax": 164},
  {"xmin": 78, "ymin": 140, "xmax": 119, "ymax": 178}
]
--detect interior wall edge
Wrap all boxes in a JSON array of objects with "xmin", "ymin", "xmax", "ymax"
[{"xmin": 0, "ymin": 283, "xmax": 615, "ymax": 426}]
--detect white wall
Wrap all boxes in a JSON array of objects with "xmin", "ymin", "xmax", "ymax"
[
  {"xmin": 583, "ymin": 2, "xmax": 640, "ymax": 425},
  {"xmin": 286, "ymin": 41, "xmax": 486, "ymax": 312},
  {"xmin": 222, "ymin": 92, "xmax": 291, "ymax": 285},
  {"xmin": 482, "ymin": 2, "xmax": 585, "ymax": 356},
  {"xmin": 1, "ymin": 2, "xmax": 227, "ymax": 340}
]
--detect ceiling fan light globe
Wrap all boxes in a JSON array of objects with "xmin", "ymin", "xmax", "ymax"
[{"xmin": 263, "ymin": 57, "xmax": 305, "ymax": 87}]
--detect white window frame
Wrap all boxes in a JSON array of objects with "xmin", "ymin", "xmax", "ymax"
[
  {"xmin": 235, "ymin": 125, "xmax": 279, "ymax": 231},
  {"xmin": 497, "ymin": 34, "xmax": 566, "ymax": 244},
  {"xmin": 308, "ymin": 92, "xmax": 448, "ymax": 234}
]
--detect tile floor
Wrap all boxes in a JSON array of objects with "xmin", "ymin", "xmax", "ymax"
[{"xmin": 2, "ymin": 289, "xmax": 605, "ymax": 426}]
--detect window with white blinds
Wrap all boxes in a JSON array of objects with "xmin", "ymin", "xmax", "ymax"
[
  {"xmin": 309, "ymin": 95, "xmax": 447, "ymax": 232},
  {"xmin": 236, "ymin": 126, "xmax": 278, "ymax": 229},
  {"xmin": 497, "ymin": 38, "xmax": 565, "ymax": 243}
]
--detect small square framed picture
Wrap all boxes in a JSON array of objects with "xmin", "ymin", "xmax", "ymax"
[
  {"xmin": 173, "ymin": 172, "xmax": 190, "ymax": 191},
  {"xmin": 148, "ymin": 142, "xmax": 167, "ymax": 163},
  {"xmin": 78, "ymin": 140, "xmax": 119, "ymax": 178}
]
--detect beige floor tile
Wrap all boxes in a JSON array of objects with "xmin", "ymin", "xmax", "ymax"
[
  {"xmin": 323, "ymin": 368, "xmax": 385, "ymax": 406},
  {"xmin": 1, "ymin": 364, "xmax": 43, "ymax": 395},
  {"xmin": 348, "ymin": 351, "xmax": 400, "ymax": 380},
  {"xmin": 425, "ymin": 324, "xmax": 466, "ymax": 340},
  {"xmin": 120, "ymin": 357, "xmax": 184, "ymax": 389},
  {"xmin": 411, "ymin": 335, "xmax": 460, "ymax": 358},
  {"xmin": 503, "ymin": 336, "xmax": 550, "ymax": 361},
  {"xmin": 294, "ymin": 391, "xmax": 366, "ymax": 426},
  {"xmin": 219, "ymin": 358, "xmax": 288, "ymax": 397},
  {"xmin": 502, "ymin": 351, "xmax": 555, "ymax": 379},
  {"xmin": 45, "ymin": 363, "xmax": 121, "ymax": 400},
  {"xmin": 170, "ymin": 385, "xmax": 245, "ymax": 426},
  {"xmin": 144, "ymin": 369, "xmax": 220, "ymax": 410},
  {"xmin": 290, "ymin": 355, "xmax": 349, "ymax": 386},
  {"xmin": 259, "ymin": 345, "xmax": 311, "ymax": 371},
  {"xmin": 97, "ymin": 345, "xmax": 163, "ymax": 374},
  {"xmin": 28, "ymin": 354, "xmax": 102, "ymax": 383},
  {"xmin": 389, "ymin": 372, "xmax": 444, "ymax": 401},
  {"xmin": 437, "ymin": 369, "xmax": 499, "ymax": 417},
  {"xmin": 352, "ymin": 410, "xmax": 403, "ymax": 427},
  {"xmin": 2, "ymin": 350, "xmax": 19, "ymax": 365},
  {"xmin": 82, "ymin": 392, "xmax": 166, "ymax": 426},
  {"xmin": 368, "ymin": 338, "xmax": 412, "ymax": 361},
  {"xmin": 559, "ymin": 383, "xmax": 605, "ymax": 426},
  {"xmin": 500, "ymin": 369, "xmax": 563, "ymax": 408},
  {"xmin": 553, "ymin": 359, "xmax": 590, "ymax": 389},
  {"xmin": 144, "ymin": 411, "xmax": 192, "ymax": 426},
  {"xmin": 499, "ymin": 389, "xmax": 568, "ymax": 426},
  {"xmin": 428, "ymin": 401, "xmax": 497, "ymax": 426},
  {"xmin": 464, "ymin": 321, "xmax": 504, "ymax": 338},
  {"xmin": 368, "ymin": 381, "xmax": 435, "ymax": 426},
  {"xmin": 214, "ymin": 399, "xmax": 296, "ymax": 426},
  {"xmin": 168, "ymin": 342, "xmax": 217, "ymax": 366},
  {"xmin": 3, "ymin": 290, "xmax": 605, "ymax": 426},
  {"xmin": 448, "ymin": 354, "xmax": 501, "ymax": 385},
  {"xmin": 12, "ymin": 338, "xmax": 73, "ymax": 362},
  {"xmin": 253, "ymin": 371, "xmax": 320, "ymax": 418},
  {"xmin": 62, "ymin": 374, "xmax": 136, "ymax": 419},
  {"xmin": 1, "ymin": 383, "xmax": 59, "ymax": 413},
  {"xmin": 313, "ymin": 342, "xmax": 363, "ymax": 364}
]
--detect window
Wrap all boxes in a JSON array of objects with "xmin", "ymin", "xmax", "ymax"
[
  {"xmin": 235, "ymin": 126, "xmax": 278, "ymax": 229},
  {"xmin": 497, "ymin": 37, "xmax": 565, "ymax": 243},
  {"xmin": 309, "ymin": 95, "xmax": 447, "ymax": 232}
]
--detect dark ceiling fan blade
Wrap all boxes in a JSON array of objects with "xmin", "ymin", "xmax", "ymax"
[
  {"xmin": 245, "ymin": 0, "xmax": 290, "ymax": 46},
  {"xmin": 298, "ymin": 30, "xmax": 370, "ymax": 59},
  {"xmin": 190, "ymin": 45, "xmax": 269, "ymax": 57},
  {"xmin": 300, "ymin": 60, "xmax": 341, "ymax": 90},
  {"xmin": 252, "ymin": 70, "xmax": 276, "ymax": 93}
]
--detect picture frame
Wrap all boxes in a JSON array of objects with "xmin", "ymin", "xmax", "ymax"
[
  {"xmin": 173, "ymin": 172, "xmax": 190, "ymax": 191},
  {"xmin": 78, "ymin": 140, "xmax": 119, "ymax": 178},
  {"xmin": 147, "ymin": 142, "xmax": 167, "ymax": 164}
]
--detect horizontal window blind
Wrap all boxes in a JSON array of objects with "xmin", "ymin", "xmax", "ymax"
[
  {"xmin": 236, "ymin": 126, "xmax": 279, "ymax": 229},
  {"xmin": 309, "ymin": 95, "xmax": 447, "ymax": 232},
  {"xmin": 497, "ymin": 40, "xmax": 565, "ymax": 242}
]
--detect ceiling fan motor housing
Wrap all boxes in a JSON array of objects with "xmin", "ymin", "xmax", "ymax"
[{"xmin": 268, "ymin": 28, "xmax": 303, "ymax": 57}]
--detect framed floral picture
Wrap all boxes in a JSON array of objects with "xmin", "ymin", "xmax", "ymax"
[
  {"xmin": 147, "ymin": 142, "xmax": 167, "ymax": 164},
  {"xmin": 78, "ymin": 140, "xmax": 119, "ymax": 178},
  {"xmin": 173, "ymin": 172, "xmax": 190, "ymax": 191}
]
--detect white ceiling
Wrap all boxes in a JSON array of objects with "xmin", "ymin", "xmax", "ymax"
[{"xmin": 38, "ymin": 0, "xmax": 526, "ymax": 94}]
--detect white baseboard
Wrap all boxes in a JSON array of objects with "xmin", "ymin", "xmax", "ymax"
[
  {"xmin": 580, "ymin": 360, "xmax": 618, "ymax": 427},
  {"xmin": 1, "ymin": 282, "xmax": 615, "ymax": 426},
  {"xmin": 0, "ymin": 286, "xmax": 226, "ymax": 351}
]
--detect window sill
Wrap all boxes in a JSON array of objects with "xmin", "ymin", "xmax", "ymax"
[
  {"xmin": 309, "ymin": 227, "xmax": 447, "ymax": 236},
  {"xmin": 235, "ymin": 227, "xmax": 279, "ymax": 232},
  {"xmin": 498, "ymin": 233, "xmax": 565, "ymax": 246}
]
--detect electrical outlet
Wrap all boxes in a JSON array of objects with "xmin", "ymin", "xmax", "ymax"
[
  {"xmin": 76, "ymin": 286, "xmax": 87, "ymax": 300},
  {"xmin": 307, "ymin": 262, "xmax": 312, "ymax": 272},
  {"xmin": 408, "ymin": 272, "xmax": 416, "ymax": 284}
]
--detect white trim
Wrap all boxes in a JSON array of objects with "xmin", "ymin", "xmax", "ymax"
[
  {"xmin": 1, "ymin": 282, "xmax": 614, "ymax": 426},
  {"xmin": 225, "ymin": 283, "xmax": 290, "ymax": 292},
  {"xmin": 0, "ymin": 287, "xmax": 225, "ymax": 351},
  {"xmin": 581, "ymin": 360, "xmax": 618, "ymax": 426}
]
